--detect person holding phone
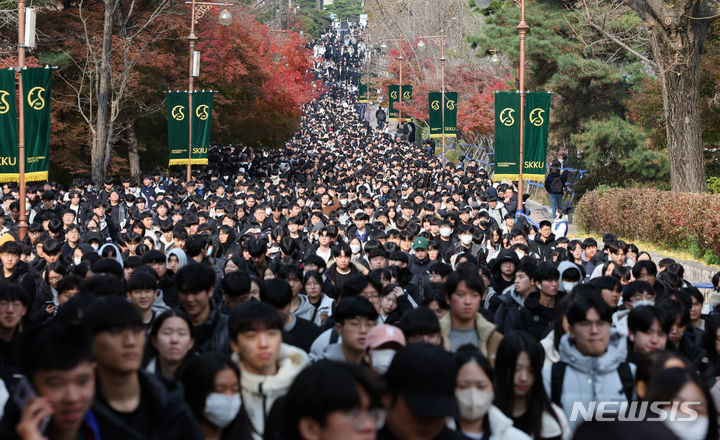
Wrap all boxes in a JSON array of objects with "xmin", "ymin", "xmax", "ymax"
[{"xmin": 0, "ymin": 320, "xmax": 98, "ymax": 440}]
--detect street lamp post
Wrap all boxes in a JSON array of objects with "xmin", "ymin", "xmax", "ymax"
[
  {"xmin": 417, "ymin": 30, "xmax": 446, "ymax": 165},
  {"xmin": 184, "ymin": 0, "xmax": 232, "ymax": 184},
  {"xmin": 516, "ymin": 0, "xmax": 528, "ymax": 214},
  {"xmin": 16, "ymin": 0, "xmax": 28, "ymax": 239},
  {"xmin": 379, "ymin": 38, "xmax": 405, "ymax": 123}
]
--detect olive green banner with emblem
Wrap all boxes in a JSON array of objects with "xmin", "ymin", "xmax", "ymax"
[
  {"xmin": 167, "ymin": 91, "xmax": 213, "ymax": 166},
  {"xmin": 428, "ymin": 92, "xmax": 457, "ymax": 139},
  {"xmin": 493, "ymin": 91, "xmax": 551, "ymax": 182},
  {"xmin": 22, "ymin": 67, "xmax": 51, "ymax": 182},
  {"xmin": 358, "ymin": 75, "xmax": 368, "ymax": 103},
  {"xmin": 522, "ymin": 91, "xmax": 551, "ymax": 181},
  {"xmin": 0, "ymin": 69, "xmax": 18, "ymax": 182},
  {"xmin": 388, "ymin": 84, "xmax": 412, "ymax": 121}
]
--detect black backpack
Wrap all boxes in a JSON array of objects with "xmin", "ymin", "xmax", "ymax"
[
  {"xmin": 550, "ymin": 176, "xmax": 563, "ymax": 193},
  {"xmin": 550, "ymin": 361, "xmax": 634, "ymax": 407}
]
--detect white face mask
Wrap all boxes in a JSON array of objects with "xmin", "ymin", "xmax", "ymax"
[
  {"xmin": 370, "ymin": 349, "xmax": 396, "ymax": 375},
  {"xmin": 664, "ymin": 416, "xmax": 709, "ymax": 440},
  {"xmin": 204, "ymin": 393, "xmax": 241, "ymax": 428},
  {"xmin": 440, "ymin": 227, "xmax": 452, "ymax": 238},
  {"xmin": 528, "ymin": 234, "xmax": 536, "ymax": 242},
  {"xmin": 91, "ymin": 243, "xmax": 99, "ymax": 251},
  {"xmin": 460, "ymin": 235, "xmax": 473, "ymax": 245},
  {"xmin": 73, "ymin": 256, "xmax": 82, "ymax": 265},
  {"xmin": 562, "ymin": 281, "xmax": 578, "ymax": 293},
  {"xmin": 265, "ymin": 208, "xmax": 272, "ymax": 215},
  {"xmin": 350, "ymin": 244, "xmax": 362, "ymax": 254},
  {"xmin": 633, "ymin": 299, "xmax": 655, "ymax": 308},
  {"xmin": 455, "ymin": 389, "xmax": 493, "ymax": 421}
]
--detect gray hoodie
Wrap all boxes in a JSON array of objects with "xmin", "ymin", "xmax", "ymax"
[{"xmin": 542, "ymin": 329, "xmax": 635, "ymax": 429}]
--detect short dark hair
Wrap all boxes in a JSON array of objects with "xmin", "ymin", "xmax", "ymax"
[
  {"xmin": 632, "ymin": 260, "xmax": 657, "ymax": 279},
  {"xmin": 533, "ymin": 263, "xmax": 560, "ymax": 282},
  {"xmin": 0, "ymin": 241, "xmax": 21, "ymax": 256},
  {"xmin": 221, "ymin": 271, "xmax": 251, "ymax": 298},
  {"xmin": 228, "ymin": 301, "xmax": 283, "ymax": 341},
  {"xmin": 445, "ymin": 269, "xmax": 485, "ymax": 297},
  {"xmin": 622, "ymin": 280, "xmax": 654, "ymax": 302},
  {"xmin": 82, "ymin": 297, "xmax": 143, "ymax": 335},
  {"xmin": 260, "ymin": 279, "xmax": 292, "ymax": 309},
  {"xmin": 397, "ymin": 306, "xmax": 441, "ymax": 338},
  {"xmin": 176, "ymin": 263, "xmax": 216, "ymax": 294},
  {"xmin": 127, "ymin": 270, "xmax": 158, "ymax": 292},
  {"xmin": 333, "ymin": 296, "xmax": 378, "ymax": 324},
  {"xmin": 566, "ymin": 294, "xmax": 612, "ymax": 326},
  {"xmin": 0, "ymin": 281, "xmax": 29, "ymax": 305},
  {"xmin": 629, "ymin": 305, "xmax": 672, "ymax": 335},
  {"xmin": 19, "ymin": 321, "xmax": 92, "ymax": 379},
  {"xmin": 332, "ymin": 242, "xmax": 352, "ymax": 258},
  {"xmin": 589, "ymin": 276, "xmax": 621, "ymax": 293},
  {"xmin": 281, "ymin": 360, "xmax": 381, "ymax": 438}
]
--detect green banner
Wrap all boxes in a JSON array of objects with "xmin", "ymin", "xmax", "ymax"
[
  {"xmin": 167, "ymin": 91, "xmax": 213, "ymax": 166},
  {"xmin": 191, "ymin": 91, "xmax": 213, "ymax": 164},
  {"xmin": 167, "ymin": 91, "xmax": 189, "ymax": 166},
  {"xmin": 493, "ymin": 91, "xmax": 551, "ymax": 182},
  {"xmin": 0, "ymin": 69, "xmax": 18, "ymax": 182},
  {"xmin": 22, "ymin": 68, "xmax": 51, "ymax": 182},
  {"xmin": 388, "ymin": 84, "xmax": 412, "ymax": 121},
  {"xmin": 358, "ymin": 75, "xmax": 368, "ymax": 103},
  {"xmin": 428, "ymin": 92, "xmax": 457, "ymax": 139},
  {"xmin": 523, "ymin": 92, "xmax": 551, "ymax": 180}
]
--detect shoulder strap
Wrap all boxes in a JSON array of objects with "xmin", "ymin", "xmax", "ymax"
[
  {"xmin": 617, "ymin": 362, "xmax": 634, "ymax": 402},
  {"xmin": 329, "ymin": 328, "xmax": 339, "ymax": 344},
  {"xmin": 550, "ymin": 361, "xmax": 567, "ymax": 408}
]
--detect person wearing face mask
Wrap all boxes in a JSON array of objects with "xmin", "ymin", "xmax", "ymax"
[
  {"xmin": 556, "ymin": 261, "xmax": 582, "ymax": 296},
  {"xmin": 363, "ymin": 324, "xmax": 406, "ymax": 376},
  {"xmin": 453, "ymin": 349, "xmax": 531, "ymax": 440},
  {"xmin": 180, "ymin": 353, "xmax": 253, "ymax": 440},
  {"xmin": 645, "ymin": 367, "xmax": 716, "ymax": 440},
  {"xmin": 451, "ymin": 225, "xmax": 484, "ymax": 262}
]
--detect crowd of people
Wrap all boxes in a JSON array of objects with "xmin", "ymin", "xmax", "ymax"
[{"xmin": 0, "ymin": 21, "xmax": 718, "ymax": 440}]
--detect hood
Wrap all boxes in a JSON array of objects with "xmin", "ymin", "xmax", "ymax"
[
  {"xmin": 501, "ymin": 285, "xmax": 525, "ymax": 307},
  {"xmin": 97, "ymin": 243, "xmax": 123, "ymax": 268},
  {"xmin": 491, "ymin": 249, "xmax": 520, "ymax": 272},
  {"xmin": 557, "ymin": 261, "xmax": 582, "ymax": 291},
  {"xmin": 235, "ymin": 343, "xmax": 308, "ymax": 393},
  {"xmin": 320, "ymin": 342, "xmax": 347, "ymax": 363},
  {"xmin": 535, "ymin": 233, "xmax": 556, "ymax": 245},
  {"xmin": 558, "ymin": 328, "xmax": 627, "ymax": 374},
  {"xmin": 166, "ymin": 248, "xmax": 187, "ymax": 269}
]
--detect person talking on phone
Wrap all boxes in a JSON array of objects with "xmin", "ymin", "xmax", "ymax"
[{"xmin": 0, "ymin": 320, "xmax": 98, "ymax": 440}]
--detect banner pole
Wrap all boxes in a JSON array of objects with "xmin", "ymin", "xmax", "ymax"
[
  {"xmin": 186, "ymin": 0, "xmax": 197, "ymax": 184},
  {"xmin": 440, "ymin": 29, "xmax": 446, "ymax": 166},
  {"xmin": 17, "ymin": 0, "xmax": 27, "ymax": 240},
  {"xmin": 517, "ymin": 0, "xmax": 529, "ymax": 214},
  {"xmin": 398, "ymin": 53, "xmax": 403, "ymax": 123}
]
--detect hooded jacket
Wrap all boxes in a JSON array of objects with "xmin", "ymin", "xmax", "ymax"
[
  {"xmin": 493, "ymin": 285, "xmax": 528, "ymax": 337},
  {"xmin": 92, "ymin": 370, "xmax": 202, "ymax": 440},
  {"xmin": 542, "ymin": 330, "xmax": 635, "ymax": 429},
  {"xmin": 533, "ymin": 233, "xmax": 556, "ymax": 263},
  {"xmin": 557, "ymin": 261, "xmax": 583, "ymax": 293},
  {"xmin": 439, "ymin": 312, "xmax": 503, "ymax": 366},
  {"xmin": 235, "ymin": 343, "xmax": 308, "ymax": 436},
  {"xmin": 514, "ymin": 291, "xmax": 559, "ymax": 341}
]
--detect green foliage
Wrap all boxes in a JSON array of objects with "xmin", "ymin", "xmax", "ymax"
[
  {"xmin": 576, "ymin": 188, "xmax": 720, "ymax": 265},
  {"xmin": 707, "ymin": 176, "xmax": 720, "ymax": 194},
  {"xmin": 570, "ymin": 116, "xmax": 668, "ymax": 187},
  {"xmin": 326, "ymin": 0, "xmax": 363, "ymax": 21}
]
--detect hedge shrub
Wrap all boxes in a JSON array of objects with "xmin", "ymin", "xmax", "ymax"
[{"xmin": 576, "ymin": 188, "xmax": 720, "ymax": 263}]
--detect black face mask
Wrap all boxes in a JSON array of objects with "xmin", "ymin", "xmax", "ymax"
[{"xmin": 480, "ymin": 221, "xmax": 489, "ymax": 228}]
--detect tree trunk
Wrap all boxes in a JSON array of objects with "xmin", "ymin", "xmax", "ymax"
[
  {"xmin": 92, "ymin": 0, "xmax": 115, "ymax": 185},
  {"xmin": 650, "ymin": 18, "xmax": 708, "ymax": 193},
  {"xmin": 126, "ymin": 122, "xmax": 141, "ymax": 184}
]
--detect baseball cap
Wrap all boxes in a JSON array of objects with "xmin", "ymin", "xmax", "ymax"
[
  {"xmin": 385, "ymin": 343, "xmax": 459, "ymax": 418},
  {"xmin": 412, "ymin": 236, "xmax": 428, "ymax": 250},
  {"xmin": 365, "ymin": 324, "xmax": 406, "ymax": 350}
]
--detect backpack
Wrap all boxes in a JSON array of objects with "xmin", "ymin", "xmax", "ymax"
[
  {"xmin": 550, "ymin": 176, "xmax": 563, "ymax": 193},
  {"xmin": 550, "ymin": 361, "xmax": 634, "ymax": 408}
]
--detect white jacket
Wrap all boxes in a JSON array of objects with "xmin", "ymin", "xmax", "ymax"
[
  {"xmin": 540, "ymin": 330, "xmax": 560, "ymax": 369},
  {"xmin": 235, "ymin": 343, "xmax": 308, "ymax": 435},
  {"xmin": 487, "ymin": 405, "xmax": 532, "ymax": 440}
]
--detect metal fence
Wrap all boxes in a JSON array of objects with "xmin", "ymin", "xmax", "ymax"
[{"xmin": 441, "ymin": 139, "xmax": 586, "ymax": 212}]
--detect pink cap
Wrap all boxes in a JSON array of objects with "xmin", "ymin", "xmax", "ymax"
[{"xmin": 365, "ymin": 324, "xmax": 406, "ymax": 350}]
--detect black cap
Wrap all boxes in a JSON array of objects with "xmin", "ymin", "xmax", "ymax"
[{"xmin": 385, "ymin": 343, "xmax": 459, "ymax": 418}]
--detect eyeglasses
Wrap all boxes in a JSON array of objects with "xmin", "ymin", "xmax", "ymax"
[
  {"xmin": 575, "ymin": 320, "xmax": 611, "ymax": 330},
  {"xmin": 342, "ymin": 408, "xmax": 386, "ymax": 431}
]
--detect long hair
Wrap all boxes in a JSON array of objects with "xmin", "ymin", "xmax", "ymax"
[{"xmin": 493, "ymin": 331, "xmax": 560, "ymax": 439}]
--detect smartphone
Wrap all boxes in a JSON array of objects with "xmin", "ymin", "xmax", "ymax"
[{"xmin": 13, "ymin": 377, "xmax": 50, "ymax": 433}]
